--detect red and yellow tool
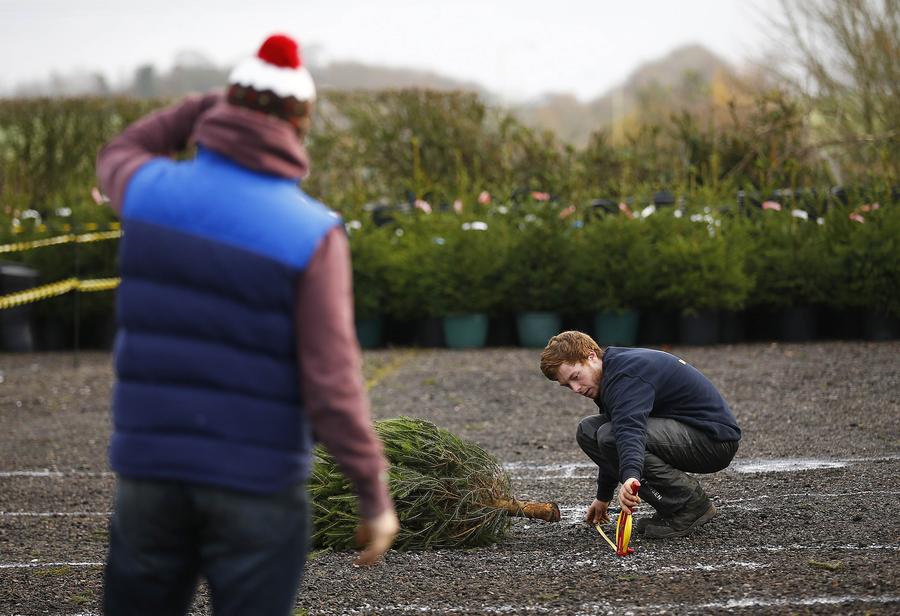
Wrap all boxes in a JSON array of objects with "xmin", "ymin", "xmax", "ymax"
[{"xmin": 594, "ymin": 481, "xmax": 640, "ymax": 557}]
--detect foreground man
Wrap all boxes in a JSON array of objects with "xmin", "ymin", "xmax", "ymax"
[
  {"xmin": 98, "ymin": 34, "xmax": 397, "ymax": 615},
  {"xmin": 540, "ymin": 332, "xmax": 740, "ymax": 538}
]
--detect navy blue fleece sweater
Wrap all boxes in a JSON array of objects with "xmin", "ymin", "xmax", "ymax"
[{"xmin": 595, "ymin": 347, "xmax": 741, "ymax": 486}]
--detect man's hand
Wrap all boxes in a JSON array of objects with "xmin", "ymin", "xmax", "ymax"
[
  {"xmin": 353, "ymin": 508, "xmax": 400, "ymax": 566},
  {"xmin": 618, "ymin": 478, "xmax": 641, "ymax": 515},
  {"xmin": 584, "ymin": 499, "xmax": 610, "ymax": 525}
]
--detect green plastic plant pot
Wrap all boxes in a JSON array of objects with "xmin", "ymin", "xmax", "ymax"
[
  {"xmin": 516, "ymin": 312, "xmax": 562, "ymax": 348},
  {"xmin": 355, "ymin": 316, "xmax": 384, "ymax": 349},
  {"xmin": 593, "ymin": 309, "xmax": 639, "ymax": 347},
  {"xmin": 443, "ymin": 313, "xmax": 489, "ymax": 349}
]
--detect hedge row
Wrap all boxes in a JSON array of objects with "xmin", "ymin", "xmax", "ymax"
[
  {"xmin": 0, "ymin": 93, "xmax": 896, "ymax": 345},
  {"xmin": 348, "ymin": 195, "xmax": 899, "ymax": 322}
]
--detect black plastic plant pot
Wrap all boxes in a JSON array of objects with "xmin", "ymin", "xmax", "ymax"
[
  {"xmin": 817, "ymin": 307, "xmax": 861, "ymax": 341},
  {"xmin": 653, "ymin": 190, "xmax": 676, "ymax": 207},
  {"xmin": 638, "ymin": 311, "xmax": 677, "ymax": 346},
  {"xmin": 718, "ymin": 311, "xmax": 746, "ymax": 344},
  {"xmin": 486, "ymin": 314, "xmax": 518, "ymax": 347},
  {"xmin": 0, "ymin": 263, "xmax": 38, "ymax": 352},
  {"xmin": 862, "ymin": 309, "xmax": 898, "ymax": 341},
  {"xmin": 415, "ymin": 316, "xmax": 445, "ymax": 348},
  {"xmin": 780, "ymin": 306, "xmax": 817, "ymax": 342},
  {"xmin": 744, "ymin": 307, "xmax": 780, "ymax": 342},
  {"xmin": 678, "ymin": 311, "xmax": 719, "ymax": 346}
]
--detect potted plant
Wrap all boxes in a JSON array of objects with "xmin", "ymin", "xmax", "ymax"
[
  {"xmin": 651, "ymin": 210, "xmax": 751, "ymax": 346},
  {"xmin": 575, "ymin": 212, "xmax": 643, "ymax": 346},
  {"xmin": 828, "ymin": 201, "xmax": 899, "ymax": 340},
  {"xmin": 432, "ymin": 218, "xmax": 510, "ymax": 348},
  {"xmin": 349, "ymin": 221, "xmax": 392, "ymax": 348},
  {"xmin": 382, "ymin": 216, "xmax": 446, "ymax": 347},
  {"xmin": 625, "ymin": 211, "xmax": 679, "ymax": 346},
  {"xmin": 502, "ymin": 205, "xmax": 576, "ymax": 348},
  {"xmin": 742, "ymin": 206, "xmax": 829, "ymax": 341}
]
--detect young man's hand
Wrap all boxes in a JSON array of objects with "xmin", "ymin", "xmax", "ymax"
[
  {"xmin": 584, "ymin": 499, "xmax": 610, "ymax": 525},
  {"xmin": 354, "ymin": 508, "xmax": 400, "ymax": 566},
  {"xmin": 618, "ymin": 478, "xmax": 641, "ymax": 515}
]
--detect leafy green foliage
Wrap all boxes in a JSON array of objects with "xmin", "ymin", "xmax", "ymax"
[
  {"xmin": 741, "ymin": 210, "xmax": 830, "ymax": 309},
  {"xmin": 572, "ymin": 213, "xmax": 646, "ymax": 312},
  {"xmin": 310, "ymin": 417, "xmax": 512, "ymax": 551},
  {"xmin": 430, "ymin": 217, "xmax": 512, "ymax": 315},
  {"xmin": 826, "ymin": 202, "xmax": 900, "ymax": 316},
  {"xmin": 501, "ymin": 200, "xmax": 578, "ymax": 313},
  {"xmin": 649, "ymin": 212, "xmax": 752, "ymax": 315},
  {"xmin": 348, "ymin": 222, "xmax": 393, "ymax": 319},
  {"xmin": 0, "ymin": 93, "xmax": 895, "ymax": 328}
]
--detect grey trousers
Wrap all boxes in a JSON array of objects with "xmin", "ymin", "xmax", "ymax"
[{"xmin": 576, "ymin": 415, "xmax": 738, "ymax": 518}]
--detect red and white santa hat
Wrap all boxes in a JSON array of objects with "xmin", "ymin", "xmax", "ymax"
[{"xmin": 227, "ymin": 34, "xmax": 316, "ymax": 134}]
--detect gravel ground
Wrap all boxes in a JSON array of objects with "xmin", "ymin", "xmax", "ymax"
[{"xmin": 1, "ymin": 342, "xmax": 898, "ymax": 615}]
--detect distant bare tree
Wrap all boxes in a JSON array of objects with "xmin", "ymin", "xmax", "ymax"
[{"xmin": 774, "ymin": 0, "xmax": 899, "ymax": 183}]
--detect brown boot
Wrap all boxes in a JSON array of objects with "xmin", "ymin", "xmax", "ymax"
[
  {"xmin": 644, "ymin": 502, "xmax": 717, "ymax": 539},
  {"xmin": 634, "ymin": 512, "xmax": 664, "ymax": 536}
]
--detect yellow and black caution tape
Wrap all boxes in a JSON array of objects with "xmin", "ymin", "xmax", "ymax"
[
  {"xmin": 0, "ymin": 234, "xmax": 76, "ymax": 254},
  {"xmin": 75, "ymin": 230, "xmax": 122, "ymax": 244},
  {"xmin": 0, "ymin": 228, "xmax": 122, "ymax": 255},
  {"xmin": 0, "ymin": 277, "xmax": 121, "ymax": 310},
  {"xmin": 76, "ymin": 277, "xmax": 120, "ymax": 293}
]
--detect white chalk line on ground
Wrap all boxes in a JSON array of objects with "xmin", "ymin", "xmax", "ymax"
[
  {"xmin": 546, "ymin": 491, "xmax": 900, "ymax": 526},
  {"xmin": 43, "ymin": 593, "xmax": 900, "ymax": 616},
  {"xmin": 0, "ymin": 511, "xmax": 110, "ymax": 517},
  {"xmin": 570, "ymin": 558, "xmax": 769, "ymax": 573},
  {"xmin": 6, "ymin": 541, "xmax": 897, "ymax": 573},
  {"xmin": 503, "ymin": 454, "xmax": 900, "ymax": 480},
  {"xmin": 308, "ymin": 593, "xmax": 900, "ymax": 615},
  {"xmin": 719, "ymin": 489, "xmax": 900, "ymax": 504},
  {"xmin": 0, "ymin": 561, "xmax": 104, "ymax": 569},
  {"xmin": 2, "ymin": 455, "xmax": 896, "ymax": 480},
  {"xmin": 0, "ymin": 470, "xmax": 113, "ymax": 478}
]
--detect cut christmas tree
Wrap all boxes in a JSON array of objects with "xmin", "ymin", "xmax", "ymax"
[{"xmin": 310, "ymin": 417, "xmax": 560, "ymax": 550}]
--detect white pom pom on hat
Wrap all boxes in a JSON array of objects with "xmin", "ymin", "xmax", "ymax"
[
  {"xmin": 226, "ymin": 34, "xmax": 316, "ymax": 136},
  {"xmin": 229, "ymin": 34, "xmax": 316, "ymax": 101}
]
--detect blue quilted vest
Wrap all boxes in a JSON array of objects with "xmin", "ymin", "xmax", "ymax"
[{"xmin": 110, "ymin": 147, "xmax": 340, "ymax": 494}]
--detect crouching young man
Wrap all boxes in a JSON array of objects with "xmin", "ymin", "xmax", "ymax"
[{"xmin": 540, "ymin": 332, "xmax": 740, "ymax": 538}]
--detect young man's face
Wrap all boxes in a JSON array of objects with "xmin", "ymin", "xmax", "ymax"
[{"xmin": 555, "ymin": 352, "xmax": 603, "ymax": 399}]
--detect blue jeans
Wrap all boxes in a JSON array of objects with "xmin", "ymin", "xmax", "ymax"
[{"xmin": 104, "ymin": 477, "xmax": 310, "ymax": 616}]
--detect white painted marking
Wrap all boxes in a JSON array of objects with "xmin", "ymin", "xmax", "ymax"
[
  {"xmin": 0, "ymin": 562, "xmax": 104, "ymax": 569},
  {"xmin": 1, "ymin": 455, "xmax": 894, "ymax": 481},
  {"xmin": 0, "ymin": 511, "xmax": 110, "ymax": 517},
  {"xmin": 729, "ymin": 543, "xmax": 900, "ymax": 554},
  {"xmin": 543, "ymin": 503, "xmax": 645, "ymax": 526},
  {"xmin": 504, "ymin": 455, "xmax": 900, "ymax": 481},
  {"xmin": 730, "ymin": 458, "xmax": 847, "ymax": 473},
  {"xmin": 307, "ymin": 594, "xmax": 900, "ymax": 614},
  {"xmin": 502, "ymin": 462, "xmax": 594, "ymax": 479},
  {"xmin": 0, "ymin": 470, "xmax": 113, "ymax": 478},
  {"xmin": 721, "ymin": 489, "xmax": 900, "ymax": 504},
  {"xmin": 571, "ymin": 559, "xmax": 769, "ymax": 573},
  {"xmin": 617, "ymin": 594, "xmax": 900, "ymax": 614}
]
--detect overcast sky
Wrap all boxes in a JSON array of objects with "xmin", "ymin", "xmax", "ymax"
[{"xmin": 0, "ymin": 0, "xmax": 779, "ymax": 101}]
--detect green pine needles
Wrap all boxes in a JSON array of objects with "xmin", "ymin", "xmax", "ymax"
[{"xmin": 310, "ymin": 417, "xmax": 514, "ymax": 551}]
